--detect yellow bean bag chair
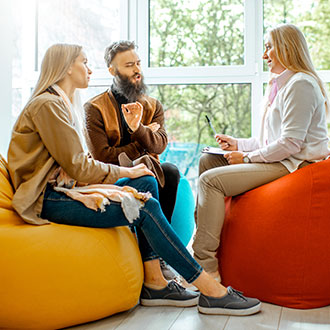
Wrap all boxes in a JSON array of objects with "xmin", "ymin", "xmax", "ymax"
[{"xmin": 0, "ymin": 155, "xmax": 144, "ymax": 329}]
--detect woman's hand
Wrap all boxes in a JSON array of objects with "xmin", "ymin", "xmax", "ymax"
[
  {"xmin": 224, "ymin": 151, "xmax": 244, "ymax": 164},
  {"xmin": 121, "ymin": 102, "xmax": 143, "ymax": 132},
  {"xmin": 215, "ymin": 134, "xmax": 238, "ymax": 151},
  {"xmin": 120, "ymin": 163, "xmax": 155, "ymax": 179}
]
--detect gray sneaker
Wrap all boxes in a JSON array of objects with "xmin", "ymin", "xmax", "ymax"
[
  {"xmin": 198, "ymin": 286, "xmax": 261, "ymax": 315},
  {"xmin": 140, "ymin": 281, "xmax": 199, "ymax": 307},
  {"xmin": 159, "ymin": 258, "xmax": 177, "ymax": 280}
]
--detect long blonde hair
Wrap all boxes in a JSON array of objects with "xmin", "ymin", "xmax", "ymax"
[
  {"xmin": 29, "ymin": 43, "xmax": 88, "ymax": 150},
  {"xmin": 30, "ymin": 43, "xmax": 82, "ymax": 99},
  {"xmin": 269, "ymin": 23, "xmax": 329, "ymax": 113}
]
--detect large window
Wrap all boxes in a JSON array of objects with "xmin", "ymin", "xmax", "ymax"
[
  {"xmin": 37, "ymin": 0, "xmax": 121, "ymax": 70},
  {"xmin": 264, "ymin": 0, "xmax": 330, "ymax": 71},
  {"xmin": 12, "ymin": 0, "xmax": 124, "ymax": 125},
  {"xmin": 139, "ymin": 0, "xmax": 257, "ymax": 193},
  {"xmin": 149, "ymin": 0, "xmax": 245, "ymax": 67},
  {"xmin": 150, "ymin": 83, "xmax": 251, "ymax": 188},
  {"xmin": 10, "ymin": 0, "xmax": 330, "ymax": 194}
]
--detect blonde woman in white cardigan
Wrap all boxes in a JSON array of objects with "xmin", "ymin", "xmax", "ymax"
[{"xmin": 193, "ymin": 24, "xmax": 330, "ymax": 281}]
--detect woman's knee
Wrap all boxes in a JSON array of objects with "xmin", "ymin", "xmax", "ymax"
[
  {"xmin": 141, "ymin": 175, "xmax": 158, "ymax": 186},
  {"xmin": 199, "ymin": 153, "xmax": 216, "ymax": 174},
  {"xmin": 136, "ymin": 175, "xmax": 158, "ymax": 193},
  {"xmin": 199, "ymin": 170, "xmax": 211, "ymax": 187},
  {"xmin": 199, "ymin": 170, "xmax": 225, "ymax": 195},
  {"xmin": 199, "ymin": 153, "xmax": 227, "ymax": 175},
  {"xmin": 137, "ymin": 197, "xmax": 164, "ymax": 225}
]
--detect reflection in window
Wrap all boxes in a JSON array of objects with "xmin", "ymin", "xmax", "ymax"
[
  {"xmin": 12, "ymin": 1, "xmax": 23, "ymax": 81},
  {"xmin": 263, "ymin": 0, "xmax": 330, "ymax": 71},
  {"xmin": 149, "ymin": 83, "xmax": 251, "ymax": 194},
  {"xmin": 149, "ymin": 0, "xmax": 244, "ymax": 67},
  {"xmin": 12, "ymin": 89, "xmax": 22, "ymax": 119},
  {"xmin": 80, "ymin": 86, "xmax": 110, "ymax": 105},
  {"xmin": 37, "ymin": 0, "xmax": 120, "ymax": 70}
]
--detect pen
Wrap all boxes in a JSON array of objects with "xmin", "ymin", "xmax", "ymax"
[{"xmin": 205, "ymin": 115, "xmax": 217, "ymax": 135}]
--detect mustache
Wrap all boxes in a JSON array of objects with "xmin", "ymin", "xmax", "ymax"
[{"xmin": 112, "ymin": 71, "xmax": 147, "ymax": 103}]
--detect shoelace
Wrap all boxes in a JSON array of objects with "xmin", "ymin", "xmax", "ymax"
[
  {"xmin": 168, "ymin": 280, "xmax": 185, "ymax": 293},
  {"xmin": 159, "ymin": 258, "xmax": 167, "ymax": 269},
  {"xmin": 227, "ymin": 286, "xmax": 247, "ymax": 301}
]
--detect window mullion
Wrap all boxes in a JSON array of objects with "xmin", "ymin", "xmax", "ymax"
[{"xmin": 252, "ymin": 0, "xmax": 265, "ymax": 137}]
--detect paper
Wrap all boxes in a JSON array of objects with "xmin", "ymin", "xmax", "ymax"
[{"xmin": 202, "ymin": 146, "xmax": 231, "ymax": 155}]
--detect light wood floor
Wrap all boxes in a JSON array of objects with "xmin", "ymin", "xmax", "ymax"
[{"xmin": 67, "ymin": 302, "xmax": 330, "ymax": 330}]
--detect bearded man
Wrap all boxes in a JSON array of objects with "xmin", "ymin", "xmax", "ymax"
[{"xmin": 84, "ymin": 42, "xmax": 180, "ymax": 264}]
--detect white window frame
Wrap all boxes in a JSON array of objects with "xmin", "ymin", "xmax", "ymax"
[
  {"xmin": 0, "ymin": 0, "xmax": 13, "ymax": 156},
  {"xmin": 4, "ymin": 0, "xmax": 330, "ymax": 157}
]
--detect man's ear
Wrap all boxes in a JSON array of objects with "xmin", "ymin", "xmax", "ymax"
[{"xmin": 108, "ymin": 65, "xmax": 115, "ymax": 76}]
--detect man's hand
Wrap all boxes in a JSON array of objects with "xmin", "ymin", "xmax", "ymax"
[
  {"xmin": 215, "ymin": 134, "xmax": 238, "ymax": 151},
  {"xmin": 121, "ymin": 101, "xmax": 143, "ymax": 132},
  {"xmin": 147, "ymin": 122, "xmax": 160, "ymax": 132},
  {"xmin": 224, "ymin": 151, "xmax": 244, "ymax": 164}
]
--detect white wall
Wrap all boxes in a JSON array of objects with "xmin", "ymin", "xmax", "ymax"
[{"xmin": 0, "ymin": 0, "xmax": 13, "ymax": 159}]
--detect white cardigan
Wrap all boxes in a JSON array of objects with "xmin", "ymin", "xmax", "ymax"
[{"xmin": 238, "ymin": 71, "xmax": 329, "ymax": 172}]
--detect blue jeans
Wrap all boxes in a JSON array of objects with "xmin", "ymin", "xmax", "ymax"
[{"xmin": 41, "ymin": 176, "xmax": 203, "ymax": 283}]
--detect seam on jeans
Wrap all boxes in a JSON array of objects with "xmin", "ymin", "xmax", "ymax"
[
  {"xmin": 143, "ymin": 255, "xmax": 159, "ymax": 262},
  {"xmin": 44, "ymin": 197, "xmax": 75, "ymax": 202},
  {"xmin": 140, "ymin": 207, "xmax": 203, "ymax": 282},
  {"xmin": 44, "ymin": 197, "xmax": 122, "ymax": 207},
  {"xmin": 187, "ymin": 267, "xmax": 203, "ymax": 283}
]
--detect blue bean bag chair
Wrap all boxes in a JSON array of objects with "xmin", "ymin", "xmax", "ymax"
[{"xmin": 171, "ymin": 174, "xmax": 195, "ymax": 246}]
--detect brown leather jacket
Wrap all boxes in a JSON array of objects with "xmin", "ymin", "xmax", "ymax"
[{"xmin": 84, "ymin": 90, "xmax": 168, "ymax": 165}]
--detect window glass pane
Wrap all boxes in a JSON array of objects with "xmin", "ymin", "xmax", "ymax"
[
  {"xmin": 12, "ymin": 89, "xmax": 22, "ymax": 120},
  {"xmin": 80, "ymin": 86, "xmax": 108, "ymax": 105},
  {"xmin": 263, "ymin": 0, "xmax": 330, "ymax": 71},
  {"xmin": 37, "ymin": 0, "xmax": 120, "ymax": 70},
  {"xmin": 149, "ymin": 0, "xmax": 245, "ymax": 67},
  {"xmin": 12, "ymin": 1, "xmax": 23, "ymax": 81},
  {"xmin": 149, "ymin": 83, "xmax": 251, "ymax": 194}
]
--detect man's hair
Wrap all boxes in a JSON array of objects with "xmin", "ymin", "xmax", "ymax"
[{"xmin": 104, "ymin": 40, "xmax": 136, "ymax": 67}]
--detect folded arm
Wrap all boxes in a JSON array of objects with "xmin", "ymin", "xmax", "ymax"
[
  {"xmin": 85, "ymin": 103, "xmax": 145, "ymax": 164},
  {"xmin": 131, "ymin": 100, "xmax": 168, "ymax": 154}
]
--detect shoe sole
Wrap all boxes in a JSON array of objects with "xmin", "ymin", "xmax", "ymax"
[
  {"xmin": 198, "ymin": 302, "xmax": 261, "ymax": 316},
  {"xmin": 140, "ymin": 296, "xmax": 199, "ymax": 307}
]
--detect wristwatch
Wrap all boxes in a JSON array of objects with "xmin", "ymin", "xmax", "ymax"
[{"xmin": 243, "ymin": 154, "xmax": 251, "ymax": 163}]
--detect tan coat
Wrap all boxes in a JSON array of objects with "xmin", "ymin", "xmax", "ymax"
[{"xmin": 7, "ymin": 92, "xmax": 120, "ymax": 225}]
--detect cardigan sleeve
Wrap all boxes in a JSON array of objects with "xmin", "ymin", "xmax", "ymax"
[{"xmin": 84, "ymin": 102, "xmax": 145, "ymax": 164}]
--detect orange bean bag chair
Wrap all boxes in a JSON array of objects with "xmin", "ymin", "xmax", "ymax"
[
  {"xmin": 219, "ymin": 159, "xmax": 330, "ymax": 309},
  {"xmin": 0, "ymin": 155, "xmax": 144, "ymax": 329}
]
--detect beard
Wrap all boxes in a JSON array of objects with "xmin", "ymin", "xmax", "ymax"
[{"xmin": 112, "ymin": 70, "xmax": 147, "ymax": 103}]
